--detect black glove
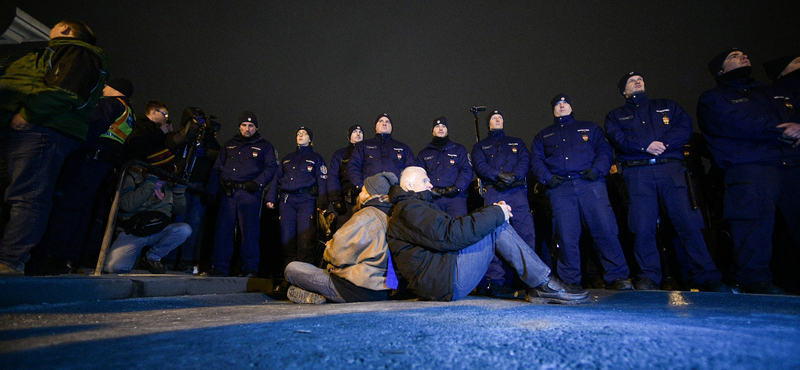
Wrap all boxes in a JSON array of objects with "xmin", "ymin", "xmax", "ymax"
[
  {"xmin": 547, "ymin": 175, "xmax": 565, "ymax": 189},
  {"xmin": 443, "ymin": 186, "xmax": 460, "ymax": 197},
  {"xmin": 580, "ymin": 169, "xmax": 600, "ymax": 181},
  {"xmin": 493, "ymin": 181, "xmax": 506, "ymax": 192},
  {"xmin": 497, "ymin": 171, "xmax": 516, "ymax": 186},
  {"xmin": 333, "ymin": 201, "xmax": 347, "ymax": 215},
  {"xmin": 243, "ymin": 180, "xmax": 260, "ymax": 193},
  {"xmin": 431, "ymin": 187, "xmax": 445, "ymax": 198}
]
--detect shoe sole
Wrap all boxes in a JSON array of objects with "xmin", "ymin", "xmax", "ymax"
[
  {"xmin": 526, "ymin": 296, "xmax": 591, "ymax": 305},
  {"xmin": 287, "ymin": 286, "xmax": 327, "ymax": 304}
]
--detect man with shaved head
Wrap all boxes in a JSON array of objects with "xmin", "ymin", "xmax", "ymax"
[{"xmin": 386, "ymin": 166, "xmax": 588, "ymax": 304}]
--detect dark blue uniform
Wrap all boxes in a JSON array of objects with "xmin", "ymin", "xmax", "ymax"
[
  {"xmin": 267, "ymin": 145, "xmax": 328, "ymax": 266},
  {"xmin": 212, "ymin": 132, "xmax": 277, "ymax": 275},
  {"xmin": 472, "ymin": 129, "xmax": 536, "ymax": 283},
  {"xmin": 416, "ymin": 139, "xmax": 472, "ymax": 217},
  {"xmin": 531, "ymin": 114, "xmax": 629, "ymax": 284},
  {"xmin": 697, "ymin": 78, "xmax": 800, "ymax": 286},
  {"xmin": 606, "ymin": 92, "xmax": 721, "ymax": 286},
  {"xmin": 328, "ymin": 144, "xmax": 357, "ymax": 228},
  {"xmin": 347, "ymin": 134, "xmax": 415, "ymax": 188}
]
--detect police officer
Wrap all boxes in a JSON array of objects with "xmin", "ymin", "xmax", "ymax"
[
  {"xmin": 267, "ymin": 127, "xmax": 328, "ymax": 267},
  {"xmin": 698, "ymin": 49, "xmax": 800, "ymax": 294},
  {"xmin": 532, "ymin": 94, "xmax": 632, "ymax": 292},
  {"xmin": 328, "ymin": 124, "xmax": 363, "ymax": 229},
  {"xmin": 472, "ymin": 110, "xmax": 537, "ymax": 290},
  {"xmin": 416, "ymin": 117, "xmax": 473, "ymax": 217},
  {"xmin": 208, "ymin": 111, "xmax": 277, "ymax": 277},
  {"xmin": 347, "ymin": 113, "xmax": 415, "ymax": 189},
  {"xmin": 763, "ymin": 54, "xmax": 800, "ymax": 122},
  {"xmin": 605, "ymin": 71, "xmax": 729, "ymax": 292}
]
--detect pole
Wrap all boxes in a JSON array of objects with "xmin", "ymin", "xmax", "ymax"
[{"xmin": 471, "ymin": 105, "xmax": 486, "ymax": 195}]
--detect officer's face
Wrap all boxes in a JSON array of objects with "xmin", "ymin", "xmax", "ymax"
[
  {"xmin": 721, "ymin": 51, "xmax": 751, "ymax": 74},
  {"xmin": 553, "ymin": 102, "xmax": 572, "ymax": 117},
  {"xmin": 375, "ymin": 117, "xmax": 392, "ymax": 134},
  {"xmin": 624, "ymin": 76, "xmax": 645, "ymax": 97},
  {"xmin": 297, "ymin": 130, "xmax": 311, "ymax": 146},
  {"xmin": 350, "ymin": 129, "xmax": 363, "ymax": 144},
  {"xmin": 240, "ymin": 122, "xmax": 257, "ymax": 138},
  {"xmin": 781, "ymin": 57, "xmax": 800, "ymax": 77},
  {"xmin": 433, "ymin": 124, "xmax": 448, "ymax": 138},
  {"xmin": 488, "ymin": 114, "xmax": 504, "ymax": 130}
]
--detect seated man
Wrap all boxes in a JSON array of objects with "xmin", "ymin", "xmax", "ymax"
[
  {"xmin": 387, "ymin": 167, "xmax": 589, "ymax": 304},
  {"xmin": 284, "ymin": 172, "xmax": 398, "ymax": 304},
  {"xmin": 103, "ymin": 150, "xmax": 191, "ymax": 274}
]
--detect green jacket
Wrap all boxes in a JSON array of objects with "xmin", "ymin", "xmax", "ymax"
[{"xmin": 0, "ymin": 37, "xmax": 109, "ymax": 141}]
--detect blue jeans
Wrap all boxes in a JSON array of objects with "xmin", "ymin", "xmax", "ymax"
[
  {"xmin": 284, "ymin": 261, "xmax": 345, "ymax": 303},
  {"xmin": 452, "ymin": 223, "xmax": 551, "ymax": 300},
  {"xmin": 0, "ymin": 125, "xmax": 80, "ymax": 270},
  {"xmin": 166, "ymin": 186, "xmax": 206, "ymax": 263},
  {"xmin": 482, "ymin": 185, "xmax": 539, "ymax": 284},
  {"xmin": 103, "ymin": 223, "xmax": 192, "ymax": 273}
]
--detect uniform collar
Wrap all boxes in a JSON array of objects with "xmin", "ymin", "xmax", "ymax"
[
  {"xmin": 487, "ymin": 129, "xmax": 505, "ymax": 139},
  {"xmin": 296, "ymin": 145, "xmax": 313, "ymax": 154},
  {"xmin": 376, "ymin": 133, "xmax": 392, "ymax": 143},
  {"xmin": 626, "ymin": 92, "xmax": 650, "ymax": 105},
  {"xmin": 554, "ymin": 114, "xmax": 576, "ymax": 124}
]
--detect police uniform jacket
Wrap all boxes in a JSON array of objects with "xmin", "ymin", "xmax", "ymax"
[
  {"xmin": 214, "ymin": 132, "xmax": 277, "ymax": 187},
  {"xmin": 416, "ymin": 139, "xmax": 473, "ymax": 193},
  {"xmin": 604, "ymin": 93, "xmax": 693, "ymax": 162},
  {"xmin": 531, "ymin": 114, "xmax": 613, "ymax": 184},
  {"xmin": 266, "ymin": 145, "xmax": 328, "ymax": 207},
  {"xmin": 328, "ymin": 144, "xmax": 355, "ymax": 203},
  {"xmin": 697, "ymin": 78, "xmax": 799, "ymax": 169},
  {"xmin": 471, "ymin": 129, "xmax": 530, "ymax": 183},
  {"xmin": 347, "ymin": 134, "xmax": 415, "ymax": 187}
]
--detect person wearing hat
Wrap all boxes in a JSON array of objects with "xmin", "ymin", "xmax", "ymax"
[
  {"xmin": 697, "ymin": 49, "xmax": 800, "ymax": 295},
  {"xmin": 605, "ymin": 71, "xmax": 730, "ymax": 293},
  {"xmin": 764, "ymin": 54, "xmax": 800, "ymax": 122},
  {"xmin": 347, "ymin": 113, "xmax": 415, "ymax": 190},
  {"xmin": 284, "ymin": 172, "xmax": 398, "ymax": 304},
  {"xmin": 328, "ymin": 124, "xmax": 364, "ymax": 229},
  {"xmin": 207, "ymin": 111, "xmax": 277, "ymax": 277},
  {"xmin": 416, "ymin": 116, "xmax": 473, "ymax": 217},
  {"xmin": 102, "ymin": 152, "xmax": 191, "ymax": 274},
  {"xmin": 28, "ymin": 78, "xmax": 138, "ymax": 275},
  {"xmin": 387, "ymin": 166, "xmax": 588, "ymax": 304},
  {"xmin": 532, "ymin": 94, "xmax": 632, "ymax": 292},
  {"xmin": 471, "ymin": 109, "xmax": 539, "ymax": 294},
  {"xmin": 0, "ymin": 19, "xmax": 109, "ymax": 275},
  {"xmin": 266, "ymin": 126, "xmax": 328, "ymax": 269}
]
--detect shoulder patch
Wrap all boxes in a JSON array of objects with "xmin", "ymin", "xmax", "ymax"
[{"xmin": 320, "ymin": 165, "xmax": 327, "ymax": 175}]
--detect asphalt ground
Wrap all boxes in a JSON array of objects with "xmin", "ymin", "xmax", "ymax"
[{"xmin": 1, "ymin": 275, "xmax": 799, "ymax": 370}]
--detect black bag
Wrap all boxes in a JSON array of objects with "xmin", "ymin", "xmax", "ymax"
[{"xmin": 120, "ymin": 211, "xmax": 170, "ymax": 236}]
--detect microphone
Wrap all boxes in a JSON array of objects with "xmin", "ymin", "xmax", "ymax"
[{"xmin": 472, "ymin": 105, "xmax": 486, "ymax": 112}]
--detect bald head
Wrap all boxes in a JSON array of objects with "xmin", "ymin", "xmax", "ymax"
[{"xmin": 400, "ymin": 166, "xmax": 432, "ymax": 193}]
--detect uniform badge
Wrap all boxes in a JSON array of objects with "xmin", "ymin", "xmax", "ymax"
[
  {"xmin": 661, "ymin": 113, "xmax": 670, "ymax": 125},
  {"xmin": 512, "ymin": 147, "xmax": 517, "ymax": 154},
  {"xmin": 320, "ymin": 165, "xmax": 327, "ymax": 175},
  {"xmin": 397, "ymin": 153, "xmax": 403, "ymax": 160},
  {"xmin": 252, "ymin": 151, "xmax": 259, "ymax": 158},
  {"xmin": 307, "ymin": 165, "xmax": 313, "ymax": 172},
  {"xmin": 582, "ymin": 134, "xmax": 589, "ymax": 142},
  {"xmin": 450, "ymin": 159, "xmax": 455, "ymax": 165}
]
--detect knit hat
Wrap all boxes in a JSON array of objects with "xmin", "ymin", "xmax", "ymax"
[
  {"xmin": 550, "ymin": 93, "xmax": 572, "ymax": 109},
  {"xmin": 708, "ymin": 48, "xmax": 743, "ymax": 77},
  {"xmin": 146, "ymin": 148, "xmax": 176, "ymax": 172},
  {"xmin": 375, "ymin": 113, "xmax": 392, "ymax": 125},
  {"xmin": 763, "ymin": 54, "xmax": 800, "ymax": 82},
  {"xmin": 363, "ymin": 172, "xmax": 398, "ymax": 196},
  {"xmin": 485, "ymin": 109, "xmax": 503, "ymax": 128},
  {"xmin": 431, "ymin": 116, "xmax": 448, "ymax": 129},
  {"xmin": 238, "ymin": 111, "xmax": 258, "ymax": 128},
  {"xmin": 347, "ymin": 124, "xmax": 363, "ymax": 139},
  {"xmin": 617, "ymin": 71, "xmax": 642, "ymax": 95},
  {"xmin": 298, "ymin": 126, "xmax": 313, "ymax": 142},
  {"xmin": 106, "ymin": 77, "xmax": 133, "ymax": 97}
]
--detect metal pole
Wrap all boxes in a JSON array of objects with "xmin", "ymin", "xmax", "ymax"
[{"xmin": 471, "ymin": 105, "xmax": 486, "ymax": 195}]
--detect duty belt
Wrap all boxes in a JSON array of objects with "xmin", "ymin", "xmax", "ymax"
[
  {"xmin": 282, "ymin": 186, "xmax": 317, "ymax": 195},
  {"xmin": 623, "ymin": 158, "xmax": 681, "ymax": 168}
]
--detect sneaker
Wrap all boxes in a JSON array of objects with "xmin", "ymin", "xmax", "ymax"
[
  {"xmin": 742, "ymin": 281, "xmax": 785, "ymax": 295},
  {"xmin": 698, "ymin": 279, "xmax": 734, "ymax": 293},
  {"xmin": 527, "ymin": 275, "xmax": 590, "ymax": 304},
  {"xmin": 0, "ymin": 261, "xmax": 24, "ymax": 276},
  {"xmin": 633, "ymin": 278, "xmax": 659, "ymax": 291},
  {"xmin": 287, "ymin": 286, "xmax": 327, "ymax": 304},
  {"xmin": 140, "ymin": 257, "xmax": 166, "ymax": 274},
  {"xmin": 607, "ymin": 278, "xmax": 634, "ymax": 291}
]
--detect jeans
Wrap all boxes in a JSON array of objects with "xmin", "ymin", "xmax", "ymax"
[
  {"xmin": 166, "ymin": 186, "xmax": 206, "ymax": 263},
  {"xmin": 0, "ymin": 125, "xmax": 80, "ymax": 270},
  {"xmin": 284, "ymin": 261, "xmax": 345, "ymax": 303},
  {"xmin": 452, "ymin": 223, "xmax": 551, "ymax": 300},
  {"xmin": 103, "ymin": 223, "xmax": 192, "ymax": 273},
  {"xmin": 482, "ymin": 185, "xmax": 538, "ymax": 284}
]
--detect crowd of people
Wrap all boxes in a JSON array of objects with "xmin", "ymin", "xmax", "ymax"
[{"xmin": 1, "ymin": 20, "xmax": 799, "ymax": 305}]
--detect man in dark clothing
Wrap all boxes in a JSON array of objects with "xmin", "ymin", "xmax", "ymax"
[
  {"xmin": 605, "ymin": 71, "xmax": 729, "ymax": 292},
  {"xmin": 387, "ymin": 166, "xmax": 588, "ymax": 304},
  {"xmin": 328, "ymin": 124, "xmax": 363, "ymax": 229},
  {"xmin": 697, "ymin": 49, "xmax": 800, "ymax": 294},
  {"xmin": 0, "ymin": 20, "xmax": 109, "ymax": 275},
  {"xmin": 208, "ymin": 111, "xmax": 277, "ymax": 277},
  {"xmin": 347, "ymin": 113, "xmax": 415, "ymax": 189},
  {"xmin": 416, "ymin": 116, "xmax": 473, "ymax": 218},
  {"xmin": 126, "ymin": 101, "xmax": 173, "ymax": 161},
  {"xmin": 763, "ymin": 54, "xmax": 800, "ymax": 122}
]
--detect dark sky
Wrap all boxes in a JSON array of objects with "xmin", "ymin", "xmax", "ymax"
[{"xmin": 7, "ymin": 0, "xmax": 799, "ymax": 161}]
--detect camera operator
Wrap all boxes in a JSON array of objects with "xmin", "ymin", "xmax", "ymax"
[{"xmin": 161, "ymin": 107, "xmax": 221, "ymax": 273}]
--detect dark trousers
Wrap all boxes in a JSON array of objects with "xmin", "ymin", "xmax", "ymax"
[
  {"xmin": 213, "ymin": 189, "xmax": 262, "ymax": 275},
  {"xmin": 279, "ymin": 193, "xmax": 317, "ymax": 266}
]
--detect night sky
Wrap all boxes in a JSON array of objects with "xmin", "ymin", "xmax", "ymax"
[{"xmin": 4, "ymin": 1, "xmax": 799, "ymax": 162}]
